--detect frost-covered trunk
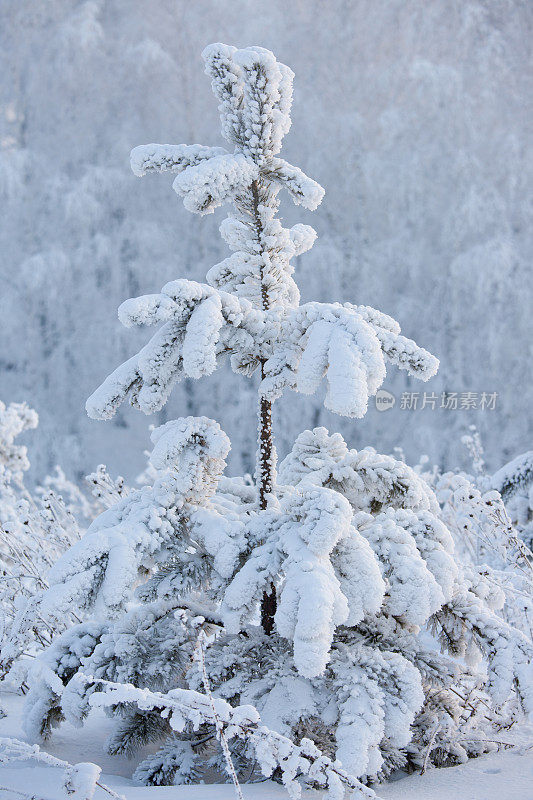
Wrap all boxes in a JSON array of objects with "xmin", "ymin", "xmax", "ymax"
[
  {"xmin": 257, "ymin": 382, "xmax": 277, "ymax": 636},
  {"xmin": 258, "ymin": 385, "xmax": 274, "ymax": 508},
  {"xmin": 252, "ymin": 178, "xmax": 274, "ymax": 511},
  {"xmin": 258, "ymin": 373, "xmax": 277, "ymax": 633},
  {"xmin": 253, "ymin": 179, "xmax": 277, "ymax": 632}
]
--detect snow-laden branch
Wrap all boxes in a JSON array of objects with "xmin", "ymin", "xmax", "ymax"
[
  {"xmin": 130, "ymin": 143, "xmax": 227, "ymax": 177},
  {"xmin": 72, "ymin": 673, "xmax": 378, "ymax": 800},
  {"xmin": 263, "ymin": 158, "xmax": 325, "ymax": 210},
  {"xmin": 261, "ymin": 303, "xmax": 438, "ymax": 418},
  {"xmin": 221, "ymin": 486, "xmax": 384, "ymax": 677},
  {"xmin": 87, "ymin": 279, "xmax": 438, "ymax": 424},
  {"xmin": 0, "ymin": 737, "xmax": 124, "ymax": 800},
  {"xmin": 40, "ymin": 418, "xmax": 234, "ymax": 619},
  {"xmin": 491, "ymin": 451, "xmax": 533, "ymax": 502},
  {"xmin": 172, "ymin": 153, "xmax": 259, "ymax": 215},
  {"xmin": 436, "ymin": 589, "xmax": 533, "ymax": 715},
  {"xmin": 278, "ymin": 427, "xmax": 439, "ymax": 514},
  {"xmin": 86, "ymin": 279, "xmax": 260, "ymax": 420}
]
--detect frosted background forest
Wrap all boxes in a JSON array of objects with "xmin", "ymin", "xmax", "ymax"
[
  {"xmin": 1, "ymin": 9, "xmax": 533, "ymax": 800},
  {"xmin": 1, "ymin": 0, "xmax": 531, "ymax": 484}
]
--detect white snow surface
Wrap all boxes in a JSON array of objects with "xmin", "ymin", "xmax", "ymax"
[{"xmin": 0, "ymin": 693, "xmax": 532, "ymax": 800}]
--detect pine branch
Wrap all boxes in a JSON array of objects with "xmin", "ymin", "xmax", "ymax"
[{"xmin": 77, "ymin": 673, "xmax": 379, "ymax": 800}]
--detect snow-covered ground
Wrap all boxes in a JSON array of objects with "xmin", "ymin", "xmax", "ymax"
[{"xmin": 0, "ymin": 692, "xmax": 531, "ymax": 800}]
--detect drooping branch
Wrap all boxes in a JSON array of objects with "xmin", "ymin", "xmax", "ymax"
[
  {"xmin": 74, "ymin": 673, "xmax": 378, "ymax": 800},
  {"xmin": 0, "ymin": 737, "xmax": 125, "ymax": 800}
]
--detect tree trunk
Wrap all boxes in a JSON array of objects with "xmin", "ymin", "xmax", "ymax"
[
  {"xmin": 257, "ymin": 364, "xmax": 274, "ymax": 509},
  {"xmin": 251, "ymin": 179, "xmax": 278, "ymax": 635}
]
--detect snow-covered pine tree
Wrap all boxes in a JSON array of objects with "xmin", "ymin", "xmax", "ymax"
[
  {"xmin": 85, "ymin": 41, "xmax": 438, "ymax": 637},
  {"xmin": 26, "ymin": 44, "xmax": 533, "ymax": 790}
]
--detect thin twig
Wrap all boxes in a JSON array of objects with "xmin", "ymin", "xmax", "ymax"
[
  {"xmin": 196, "ymin": 631, "xmax": 244, "ymax": 800},
  {"xmin": 420, "ymin": 720, "xmax": 440, "ymax": 774}
]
